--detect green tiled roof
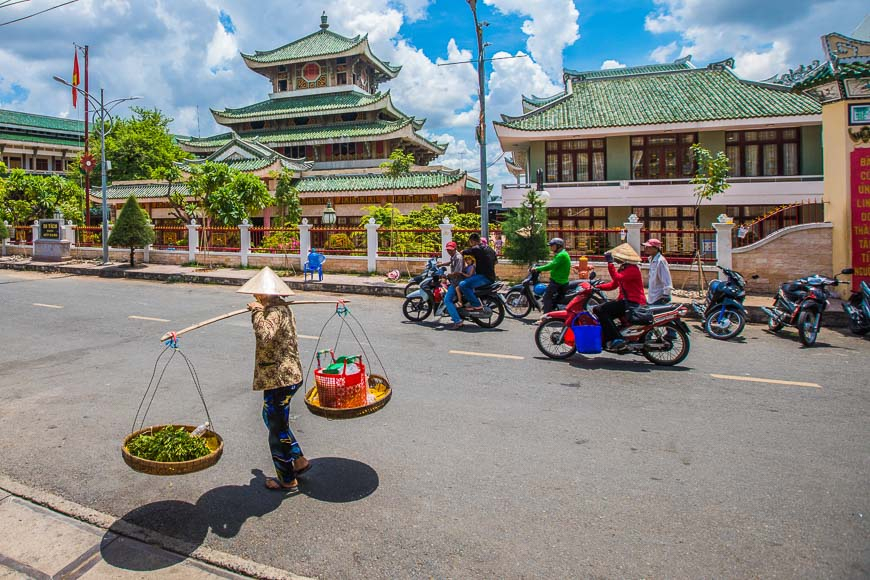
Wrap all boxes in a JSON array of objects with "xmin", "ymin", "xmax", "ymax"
[
  {"xmin": 297, "ymin": 170, "xmax": 464, "ymax": 193},
  {"xmin": 522, "ymin": 92, "xmax": 567, "ymax": 108},
  {"xmin": 213, "ymin": 91, "xmax": 391, "ymax": 121},
  {"xmin": 791, "ymin": 60, "xmax": 870, "ymax": 91},
  {"xmin": 563, "ymin": 61, "xmax": 693, "ymax": 80},
  {"xmin": 104, "ymin": 182, "xmax": 189, "ymax": 200},
  {"xmin": 178, "ymin": 132, "xmax": 235, "ymax": 149},
  {"xmin": 0, "ymin": 109, "xmax": 84, "ymax": 133},
  {"xmin": 497, "ymin": 69, "xmax": 821, "ymax": 131},
  {"xmin": 0, "ymin": 131, "xmax": 84, "ymax": 147}
]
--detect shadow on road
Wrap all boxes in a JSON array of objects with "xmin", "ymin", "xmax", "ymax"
[
  {"xmin": 529, "ymin": 355, "xmax": 691, "ymax": 373},
  {"xmin": 101, "ymin": 459, "xmax": 378, "ymax": 571}
]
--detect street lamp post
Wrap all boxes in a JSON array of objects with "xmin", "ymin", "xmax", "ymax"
[
  {"xmin": 52, "ymin": 75, "xmax": 140, "ymax": 264},
  {"xmin": 467, "ymin": 0, "xmax": 489, "ymax": 238}
]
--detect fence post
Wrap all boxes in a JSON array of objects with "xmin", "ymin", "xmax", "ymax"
[
  {"xmin": 298, "ymin": 218, "xmax": 312, "ymax": 269},
  {"xmin": 365, "ymin": 218, "xmax": 379, "ymax": 273},
  {"xmin": 31, "ymin": 220, "xmax": 39, "ymax": 246},
  {"xmin": 239, "ymin": 219, "xmax": 251, "ymax": 267},
  {"xmin": 62, "ymin": 221, "xmax": 75, "ymax": 246},
  {"xmin": 1, "ymin": 221, "xmax": 8, "ymax": 257},
  {"xmin": 143, "ymin": 222, "xmax": 154, "ymax": 263},
  {"xmin": 439, "ymin": 217, "xmax": 454, "ymax": 262},
  {"xmin": 623, "ymin": 214, "xmax": 643, "ymax": 255},
  {"xmin": 187, "ymin": 219, "xmax": 200, "ymax": 264},
  {"xmin": 713, "ymin": 215, "xmax": 735, "ymax": 280}
]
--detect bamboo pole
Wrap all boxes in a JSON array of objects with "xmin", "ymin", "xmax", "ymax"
[{"xmin": 159, "ymin": 300, "xmax": 351, "ymax": 342}]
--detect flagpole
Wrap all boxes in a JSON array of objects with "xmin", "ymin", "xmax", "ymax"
[{"xmin": 83, "ymin": 45, "xmax": 90, "ymax": 226}]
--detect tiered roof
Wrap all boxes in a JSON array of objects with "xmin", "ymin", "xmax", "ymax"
[
  {"xmin": 178, "ymin": 133, "xmax": 312, "ymax": 174},
  {"xmin": 296, "ymin": 169, "xmax": 465, "ymax": 194},
  {"xmin": 0, "ymin": 108, "xmax": 85, "ymax": 147}
]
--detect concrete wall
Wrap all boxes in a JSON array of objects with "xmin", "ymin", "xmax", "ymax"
[{"xmin": 732, "ymin": 222, "xmax": 833, "ymax": 294}]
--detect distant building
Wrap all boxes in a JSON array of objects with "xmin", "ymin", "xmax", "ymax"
[{"xmin": 0, "ymin": 109, "xmax": 84, "ymax": 174}]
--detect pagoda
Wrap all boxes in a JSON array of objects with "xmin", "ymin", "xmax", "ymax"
[{"xmin": 172, "ymin": 12, "xmax": 481, "ymax": 226}]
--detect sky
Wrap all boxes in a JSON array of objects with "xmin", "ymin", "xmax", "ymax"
[{"xmin": 0, "ymin": 0, "xmax": 867, "ymax": 191}]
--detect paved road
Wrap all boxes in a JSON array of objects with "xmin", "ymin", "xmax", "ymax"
[{"xmin": 0, "ymin": 270, "xmax": 868, "ymax": 579}]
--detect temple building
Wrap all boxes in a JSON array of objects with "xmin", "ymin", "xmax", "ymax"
[
  {"xmin": 494, "ymin": 57, "xmax": 825, "ymax": 258},
  {"xmin": 0, "ymin": 109, "xmax": 84, "ymax": 174}
]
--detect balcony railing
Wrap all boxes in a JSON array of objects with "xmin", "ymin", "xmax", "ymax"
[{"xmin": 502, "ymin": 174, "xmax": 823, "ymax": 191}]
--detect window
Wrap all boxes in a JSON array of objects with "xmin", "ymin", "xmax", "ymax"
[
  {"xmin": 36, "ymin": 158, "xmax": 49, "ymax": 171},
  {"xmin": 278, "ymin": 79, "xmax": 287, "ymax": 92},
  {"xmin": 543, "ymin": 139, "xmax": 606, "ymax": 182},
  {"xmin": 630, "ymin": 133, "xmax": 697, "ymax": 179},
  {"xmin": 337, "ymin": 72, "xmax": 347, "ymax": 85},
  {"xmin": 546, "ymin": 207, "xmax": 609, "ymax": 255},
  {"xmin": 633, "ymin": 206, "xmax": 700, "ymax": 257},
  {"xmin": 341, "ymin": 112, "xmax": 358, "ymax": 122},
  {"xmin": 725, "ymin": 128, "xmax": 800, "ymax": 177},
  {"xmin": 285, "ymin": 145, "xmax": 306, "ymax": 158}
]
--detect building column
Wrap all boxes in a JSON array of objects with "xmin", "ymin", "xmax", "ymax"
[
  {"xmin": 712, "ymin": 217, "xmax": 735, "ymax": 280},
  {"xmin": 1, "ymin": 221, "xmax": 9, "ymax": 257},
  {"xmin": 187, "ymin": 219, "xmax": 200, "ymax": 264},
  {"xmin": 439, "ymin": 217, "xmax": 454, "ymax": 262},
  {"xmin": 298, "ymin": 218, "xmax": 312, "ymax": 269},
  {"xmin": 623, "ymin": 216, "xmax": 643, "ymax": 255},
  {"xmin": 263, "ymin": 207, "xmax": 272, "ymax": 229},
  {"xmin": 239, "ymin": 219, "xmax": 251, "ymax": 267},
  {"xmin": 365, "ymin": 218, "xmax": 379, "ymax": 273},
  {"xmin": 62, "ymin": 221, "xmax": 75, "ymax": 246},
  {"xmin": 31, "ymin": 220, "xmax": 39, "ymax": 246}
]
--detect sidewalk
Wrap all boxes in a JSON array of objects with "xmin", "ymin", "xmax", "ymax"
[{"xmin": 0, "ymin": 476, "xmax": 306, "ymax": 580}]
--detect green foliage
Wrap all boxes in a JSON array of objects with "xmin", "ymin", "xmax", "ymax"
[
  {"xmin": 186, "ymin": 162, "xmax": 273, "ymax": 227},
  {"xmin": 272, "ymin": 168, "xmax": 301, "ymax": 227},
  {"xmin": 379, "ymin": 148, "xmax": 416, "ymax": 177},
  {"xmin": 326, "ymin": 233, "xmax": 356, "ymax": 251},
  {"xmin": 126, "ymin": 426, "xmax": 211, "ymax": 462},
  {"xmin": 359, "ymin": 202, "xmax": 480, "ymax": 255},
  {"xmin": 0, "ymin": 219, "xmax": 7, "ymax": 240},
  {"xmin": 150, "ymin": 165, "xmax": 190, "ymax": 223},
  {"xmin": 0, "ymin": 168, "xmax": 85, "ymax": 225},
  {"xmin": 690, "ymin": 143, "xmax": 731, "ymax": 203},
  {"xmin": 108, "ymin": 196, "xmax": 155, "ymax": 266},
  {"xmin": 501, "ymin": 190, "xmax": 550, "ymax": 267}
]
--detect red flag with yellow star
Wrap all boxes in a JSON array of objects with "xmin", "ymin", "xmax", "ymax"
[{"xmin": 72, "ymin": 51, "xmax": 80, "ymax": 108}]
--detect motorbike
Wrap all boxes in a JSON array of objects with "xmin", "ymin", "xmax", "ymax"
[
  {"xmin": 503, "ymin": 269, "xmax": 607, "ymax": 319},
  {"xmin": 535, "ymin": 280, "xmax": 692, "ymax": 366},
  {"xmin": 402, "ymin": 267, "xmax": 507, "ymax": 328},
  {"xmin": 690, "ymin": 265, "xmax": 748, "ymax": 340},
  {"xmin": 404, "ymin": 257, "xmax": 439, "ymax": 296},
  {"xmin": 842, "ymin": 278, "xmax": 870, "ymax": 336},
  {"xmin": 761, "ymin": 268, "xmax": 853, "ymax": 346}
]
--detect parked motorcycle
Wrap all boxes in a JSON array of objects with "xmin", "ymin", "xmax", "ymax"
[
  {"xmin": 535, "ymin": 280, "xmax": 691, "ymax": 366},
  {"xmin": 402, "ymin": 267, "xmax": 507, "ymax": 328},
  {"xmin": 404, "ymin": 257, "xmax": 439, "ymax": 296},
  {"xmin": 503, "ymin": 269, "xmax": 606, "ymax": 319},
  {"xmin": 843, "ymin": 278, "xmax": 870, "ymax": 336},
  {"xmin": 691, "ymin": 265, "xmax": 748, "ymax": 340},
  {"xmin": 761, "ymin": 268, "xmax": 853, "ymax": 346}
]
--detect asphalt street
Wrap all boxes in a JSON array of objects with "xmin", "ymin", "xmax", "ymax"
[{"xmin": 0, "ymin": 270, "xmax": 868, "ymax": 579}]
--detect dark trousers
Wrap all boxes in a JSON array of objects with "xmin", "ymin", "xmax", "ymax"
[
  {"xmin": 262, "ymin": 383, "xmax": 303, "ymax": 484},
  {"xmin": 542, "ymin": 281, "xmax": 570, "ymax": 313},
  {"xmin": 598, "ymin": 300, "xmax": 638, "ymax": 343}
]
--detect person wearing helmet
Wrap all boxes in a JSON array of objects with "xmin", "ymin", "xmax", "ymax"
[
  {"xmin": 437, "ymin": 240, "xmax": 463, "ymax": 275},
  {"xmin": 533, "ymin": 237, "xmax": 572, "ymax": 314}
]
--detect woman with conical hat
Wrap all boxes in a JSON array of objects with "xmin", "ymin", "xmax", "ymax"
[
  {"xmin": 594, "ymin": 243, "xmax": 647, "ymax": 350},
  {"xmin": 238, "ymin": 267, "xmax": 311, "ymax": 490}
]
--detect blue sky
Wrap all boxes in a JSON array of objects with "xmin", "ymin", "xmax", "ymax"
[{"xmin": 0, "ymin": 0, "xmax": 866, "ymax": 189}]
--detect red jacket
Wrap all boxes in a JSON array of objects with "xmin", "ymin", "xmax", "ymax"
[{"xmin": 598, "ymin": 262, "xmax": 647, "ymax": 305}]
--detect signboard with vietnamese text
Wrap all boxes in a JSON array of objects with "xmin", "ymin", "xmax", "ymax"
[
  {"xmin": 38, "ymin": 220, "xmax": 61, "ymax": 240},
  {"xmin": 852, "ymin": 148, "xmax": 870, "ymax": 286}
]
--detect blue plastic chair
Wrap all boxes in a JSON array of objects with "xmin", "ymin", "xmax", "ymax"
[{"xmin": 304, "ymin": 251, "xmax": 326, "ymax": 282}]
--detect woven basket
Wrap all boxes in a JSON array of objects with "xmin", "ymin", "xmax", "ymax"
[
  {"xmin": 314, "ymin": 360, "xmax": 368, "ymax": 409},
  {"xmin": 122, "ymin": 425, "xmax": 223, "ymax": 476},
  {"xmin": 305, "ymin": 374, "xmax": 392, "ymax": 420}
]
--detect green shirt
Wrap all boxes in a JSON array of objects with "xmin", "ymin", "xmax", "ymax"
[{"xmin": 537, "ymin": 249, "xmax": 572, "ymax": 284}]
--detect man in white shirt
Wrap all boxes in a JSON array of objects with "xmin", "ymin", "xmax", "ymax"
[{"xmin": 643, "ymin": 238, "xmax": 673, "ymax": 304}]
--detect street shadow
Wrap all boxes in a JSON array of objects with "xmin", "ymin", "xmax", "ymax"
[
  {"xmin": 560, "ymin": 355, "xmax": 691, "ymax": 373},
  {"xmin": 297, "ymin": 457, "xmax": 379, "ymax": 503}
]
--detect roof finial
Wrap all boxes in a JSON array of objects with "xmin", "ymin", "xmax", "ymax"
[{"xmin": 320, "ymin": 11, "xmax": 329, "ymax": 30}]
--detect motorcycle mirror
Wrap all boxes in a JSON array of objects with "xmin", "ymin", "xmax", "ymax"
[
  {"xmin": 841, "ymin": 268, "xmax": 855, "ymax": 275},
  {"xmin": 588, "ymin": 270, "xmax": 597, "ymax": 280},
  {"xmin": 751, "ymin": 274, "xmax": 759, "ymax": 279}
]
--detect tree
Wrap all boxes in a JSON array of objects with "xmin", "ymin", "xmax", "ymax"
[
  {"xmin": 205, "ymin": 171, "xmax": 273, "ymax": 226},
  {"xmin": 379, "ymin": 148, "xmax": 417, "ymax": 266},
  {"xmin": 689, "ymin": 143, "xmax": 731, "ymax": 288},
  {"xmin": 150, "ymin": 165, "xmax": 191, "ymax": 223},
  {"xmin": 359, "ymin": 202, "xmax": 480, "ymax": 255},
  {"xmin": 500, "ymin": 189, "xmax": 550, "ymax": 267},
  {"xmin": 107, "ymin": 195, "xmax": 155, "ymax": 267},
  {"xmin": 272, "ymin": 168, "xmax": 301, "ymax": 227},
  {"xmin": 0, "ymin": 218, "xmax": 7, "ymax": 241},
  {"xmin": 0, "ymin": 168, "xmax": 85, "ymax": 225}
]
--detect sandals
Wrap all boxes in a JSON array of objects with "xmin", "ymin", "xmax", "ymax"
[
  {"xmin": 293, "ymin": 456, "xmax": 312, "ymax": 476},
  {"xmin": 264, "ymin": 477, "xmax": 298, "ymax": 491}
]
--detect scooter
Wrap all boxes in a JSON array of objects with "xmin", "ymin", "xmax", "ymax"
[
  {"xmin": 843, "ymin": 278, "xmax": 870, "ymax": 336},
  {"xmin": 691, "ymin": 265, "xmax": 748, "ymax": 340},
  {"xmin": 402, "ymin": 267, "xmax": 507, "ymax": 328},
  {"xmin": 503, "ymin": 269, "xmax": 607, "ymax": 319},
  {"xmin": 535, "ymin": 280, "xmax": 692, "ymax": 366},
  {"xmin": 761, "ymin": 268, "xmax": 853, "ymax": 346},
  {"xmin": 404, "ymin": 257, "xmax": 439, "ymax": 296}
]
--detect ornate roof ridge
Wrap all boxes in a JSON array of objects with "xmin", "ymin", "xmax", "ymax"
[
  {"xmin": 240, "ymin": 27, "xmax": 363, "ymax": 61},
  {"xmin": 563, "ymin": 57, "xmax": 694, "ymax": 82}
]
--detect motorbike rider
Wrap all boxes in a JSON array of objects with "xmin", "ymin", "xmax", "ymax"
[
  {"xmin": 595, "ymin": 243, "xmax": 647, "ymax": 350},
  {"xmin": 437, "ymin": 241, "xmax": 463, "ymax": 275},
  {"xmin": 643, "ymin": 238, "xmax": 673, "ymax": 305},
  {"xmin": 532, "ymin": 238, "xmax": 572, "ymax": 314},
  {"xmin": 443, "ymin": 233, "xmax": 496, "ymax": 330}
]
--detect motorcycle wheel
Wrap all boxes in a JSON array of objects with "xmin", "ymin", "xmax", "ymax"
[
  {"xmin": 472, "ymin": 296, "xmax": 506, "ymax": 328},
  {"xmin": 534, "ymin": 320, "xmax": 576, "ymax": 359},
  {"xmin": 504, "ymin": 290, "xmax": 532, "ymax": 319},
  {"xmin": 404, "ymin": 281, "xmax": 420, "ymax": 296},
  {"xmin": 704, "ymin": 309, "xmax": 745, "ymax": 340},
  {"xmin": 848, "ymin": 317, "xmax": 870, "ymax": 336},
  {"xmin": 797, "ymin": 311, "xmax": 820, "ymax": 346},
  {"xmin": 642, "ymin": 323, "xmax": 690, "ymax": 366},
  {"xmin": 767, "ymin": 316, "xmax": 784, "ymax": 333},
  {"xmin": 402, "ymin": 296, "xmax": 432, "ymax": 322}
]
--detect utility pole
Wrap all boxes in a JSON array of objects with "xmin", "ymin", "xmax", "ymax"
[
  {"xmin": 467, "ymin": 0, "xmax": 489, "ymax": 238},
  {"xmin": 81, "ymin": 44, "xmax": 90, "ymax": 225}
]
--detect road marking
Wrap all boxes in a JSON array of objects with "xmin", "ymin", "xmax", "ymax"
[
  {"xmin": 128, "ymin": 315, "xmax": 171, "ymax": 322},
  {"xmin": 33, "ymin": 303, "xmax": 63, "ymax": 309},
  {"xmin": 449, "ymin": 350, "xmax": 524, "ymax": 360},
  {"xmin": 298, "ymin": 334, "xmax": 320, "ymax": 340},
  {"xmin": 710, "ymin": 374, "xmax": 822, "ymax": 389}
]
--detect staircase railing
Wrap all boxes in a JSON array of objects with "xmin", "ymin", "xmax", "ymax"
[{"xmin": 733, "ymin": 201, "xmax": 824, "ymax": 248}]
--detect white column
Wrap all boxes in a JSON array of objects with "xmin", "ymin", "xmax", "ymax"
[
  {"xmin": 31, "ymin": 220, "xmax": 39, "ymax": 246},
  {"xmin": 623, "ymin": 217, "xmax": 643, "ymax": 255},
  {"xmin": 143, "ymin": 223, "xmax": 154, "ymax": 263},
  {"xmin": 187, "ymin": 219, "xmax": 200, "ymax": 264},
  {"xmin": 713, "ymin": 218, "xmax": 735, "ymax": 281},
  {"xmin": 439, "ymin": 217, "xmax": 454, "ymax": 262},
  {"xmin": 62, "ymin": 221, "xmax": 76, "ymax": 246},
  {"xmin": 1, "ymin": 221, "xmax": 9, "ymax": 257},
  {"xmin": 365, "ymin": 217, "xmax": 380, "ymax": 273},
  {"xmin": 298, "ymin": 218, "xmax": 312, "ymax": 269},
  {"xmin": 239, "ymin": 219, "xmax": 251, "ymax": 267}
]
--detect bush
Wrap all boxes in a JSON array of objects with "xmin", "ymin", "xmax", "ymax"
[{"xmin": 258, "ymin": 230, "xmax": 299, "ymax": 253}]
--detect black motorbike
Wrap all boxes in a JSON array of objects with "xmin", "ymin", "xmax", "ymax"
[
  {"xmin": 402, "ymin": 267, "xmax": 507, "ymax": 328},
  {"xmin": 843, "ymin": 278, "xmax": 870, "ymax": 336},
  {"xmin": 690, "ymin": 265, "xmax": 748, "ymax": 340},
  {"xmin": 503, "ymin": 269, "xmax": 606, "ymax": 319},
  {"xmin": 404, "ymin": 257, "xmax": 439, "ymax": 296},
  {"xmin": 762, "ymin": 268, "xmax": 853, "ymax": 346}
]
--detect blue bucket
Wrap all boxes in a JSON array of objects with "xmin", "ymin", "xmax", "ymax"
[{"xmin": 571, "ymin": 312, "xmax": 602, "ymax": 354}]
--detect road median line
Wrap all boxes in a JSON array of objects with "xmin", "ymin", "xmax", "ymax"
[
  {"xmin": 33, "ymin": 303, "xmax": 63, "ymax": 309},
  {"xmin": 710, "ymin": 373, "xmax": 822, "ymax": 389},
  {"xmin": 128, "ymin": 315, "xmax": 171, "ymax": 322},
  {"xmin": 449, "ymin": 350, "xmax": 524, "ymax": 360}
]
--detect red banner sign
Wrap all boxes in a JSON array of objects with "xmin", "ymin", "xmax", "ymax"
[{"xmin": 852, "ymin": 148, "xmax": 870, "ymax": 286}]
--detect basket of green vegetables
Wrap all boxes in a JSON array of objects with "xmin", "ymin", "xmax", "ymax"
[{"xmin": 122, "ymin": 424, "xmax": 223, "ymax": 476}]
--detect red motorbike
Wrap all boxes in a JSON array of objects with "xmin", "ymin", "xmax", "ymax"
[{"xmin": 534, "ymin": 281, "xmax": 692, "ymax": 366}]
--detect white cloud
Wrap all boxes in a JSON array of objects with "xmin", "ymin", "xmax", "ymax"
[
  {"xmin": 601, "ymin": 60, "xmax": 627, "ymax": 70},
  {"xmin": 649, "ymin": 41, "xmax": 678, "ymax": 63},
  {"xmin": 206, "ymin": 21, "xmax": 239, "ymax": 72}
]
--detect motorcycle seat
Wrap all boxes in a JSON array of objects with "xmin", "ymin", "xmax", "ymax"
[
  {"xmin": 473, "ymin": 282, "xmax": 501, "ymax": 295},
  {"xmin": 647, "ymin": 303, "xmax": 680, "ymax": 314},
  {"xmin": 781, "ymin": 282, "xmax": 807, "ymax": 301}
]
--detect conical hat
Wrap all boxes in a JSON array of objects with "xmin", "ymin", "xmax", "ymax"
[
  {"xmin": 609, "ymin": 243, "xmax": 642, "ymax": 265},
  {"xmin": 237, "ymin": 267, "xmax": 295, "ymax": 296}
]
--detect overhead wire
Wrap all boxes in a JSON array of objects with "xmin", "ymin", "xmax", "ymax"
[{"xmin": 0, "ymin": 0, "xmax": 78, "ymax": 26}]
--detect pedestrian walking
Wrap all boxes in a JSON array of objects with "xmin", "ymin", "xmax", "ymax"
[{"xmin": 643, "ymin": 238, "xmax": 673, "ymax": 305}]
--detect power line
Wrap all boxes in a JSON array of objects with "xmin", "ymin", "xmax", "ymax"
[
  {"xmin": 0, "ymin": 0, "xmax": 78, "ymax": 26},
  {"xmin": 437, "ymin": 54, "xmax": 529, "ymax": 66},
  {"xmin": 0, "ymin": 0, "xmax": 32, "ymax": 9}
]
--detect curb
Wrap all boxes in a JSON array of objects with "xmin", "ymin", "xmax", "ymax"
[{"xmin": 0, "ymin": 474, "xmax": 310, "ymax": 580}]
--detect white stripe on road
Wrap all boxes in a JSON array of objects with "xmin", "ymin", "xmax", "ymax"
[
  {"xmin": 33, "ymin": 303, "xmax": 63, "ymax": 309},
  {"xmin": 129, "ymin": 315, "xmax": 171, "ymax": 322},
  {"xmin": 710, "ymin": 374, "xmax": 822, "ymax": 389},
  {"xmin": 449, "ymin": 350, "xmax": 524, "ymax": 360},
  {"xmin": 298, "ymin": 335, "xmax": 320, "ymax": 340}
]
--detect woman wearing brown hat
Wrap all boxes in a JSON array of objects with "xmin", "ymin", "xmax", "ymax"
[
  {"xmin": 238, "ymin": 267, "xmax": 311, "ymax": 491},
  {"xmin": 595, "ymin": 243, "xmax": 647, "ymax": 350}
]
